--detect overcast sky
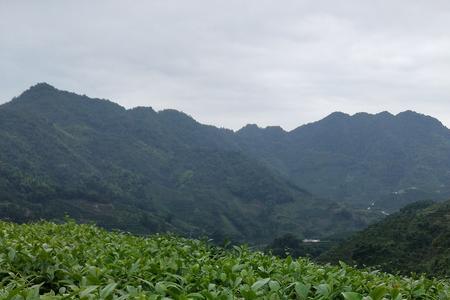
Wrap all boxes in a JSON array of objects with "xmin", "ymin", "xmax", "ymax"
[{"xmin": 2, "ymin": 1, "xmax": 450, "ymax": 130}]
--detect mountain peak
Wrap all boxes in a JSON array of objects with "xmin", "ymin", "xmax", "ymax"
[
  {"xmin": 396, "ymin": 110, "xmax": 422, "ymax": 118},
  {"xmin": 21, "ymin": 82, "xmax": 59, "ymax": 96},
  {"xmin": 352, "ymin": 111, "xmax": 394, "ymax": 120},
  {"xmin": 30, "ymin": 82, "xmax": 56, "ymax": 90},
  {"xmin": 375, "ymin": 111, "xmax": 394, "ymax": 117},
  {"xmin": 236, "ymin": 124, "xmax": 261, "ymax": 134},
  {"xmin": 264, "ymin": 125, "xmax": 285, "ymax": 133},
  {"xmin": 396, "ymin": 110, "xmax": 445, "ymax": 128},
  {"xmin": 14, "ymin": 82, "xmax": 60, "ymax": 102},
  {"xmin": 324, "ymin": 112, "xmax": 350, "ymax": 120}
]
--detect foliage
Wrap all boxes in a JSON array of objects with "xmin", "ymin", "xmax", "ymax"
[
  {"xmin": 320, "ymin": 200, "xmax": 450, "ymax": 278},
  {"xmin": 266, "ymin": 234, "xmax": 333, "ymax": 259},
  {"xmin": 1, "ymin": 221, "xmax": 449, "ymax": 299},
  {"xmin": 236, "ymin": 111, "xmax": 450, "ymax": 211},
  {"xmin": 0, "ymin": 83, "xmax": 374, "ymax": 244}
]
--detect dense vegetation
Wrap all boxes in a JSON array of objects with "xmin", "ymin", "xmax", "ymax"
[
  {"xmin": 1, "ymin": 84, "xmax": 450, "ymax": 284},
  {"xmin": 237, "ymin": 111, "xmax": 450, "ymax": 211},
  {"xmin": 320, "ymin": 200, "xmax": 450, "ymax": 278},
  {"xmin": 2, "ymin": 83, "xmax": 450, "ymax": 259},
  {"xmin": 1, "ymin": 221, "xmax": 449, "ymax": 299},
  {"xmin": 0, "ymin": 83, "xmax": 373, "ymax": 244},
  {"xmin": 266, "ymin": 234, "xmax": 345, "ymax": 260}
]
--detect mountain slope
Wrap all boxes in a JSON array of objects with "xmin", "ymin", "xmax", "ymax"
[
  {"xmin": 236, "ymin": 111, "xmax": 450, "ymax": 211},
  {"xmin": 0, "ymin": 83, "xmax": 370, "ymax": 244},
  {"xmin": 320, "ymin": 200, "xmax": 450, "ymax": 277}
]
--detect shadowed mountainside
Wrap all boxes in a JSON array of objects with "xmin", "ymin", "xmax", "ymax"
[
  {"xmin": 236, "ymin": 111, "xmax": 450, "ymax": 211},
  {"xmin": 319, "ymin": 200, "xmax": 450, "ymax": 277},
  {"xmin": 0, "ymin": 83, "xmax": 372, "ymax": 244}
]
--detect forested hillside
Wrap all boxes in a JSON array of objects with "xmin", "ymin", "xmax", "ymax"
[
  {"xmin": 0, "ymin": 83, "xmax": 370, "ymax": 244},
  {"xmin": 236, "ymin": 111, "xmax": 450, "ymax": 211},
  {"xmin": 2, "ymin": 83, "xmax": 450, "ymax": 246},
  {"xmin": 320, "ymin": 200, "xmax": 450, "ymax": 277}
]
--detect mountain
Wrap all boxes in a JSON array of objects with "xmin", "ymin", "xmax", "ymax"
[
  {"xmin": 0, "ymin": 83, "xmax": 371, "ymax": 244},
  {"xmin": 236, "ymin": 111, "xmax": 450, "ymax": 211},
  {"xmin": 320, "ymin": 200, "xmax": 450, "ymax": 277}
]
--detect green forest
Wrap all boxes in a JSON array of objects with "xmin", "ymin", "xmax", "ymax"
[
  {"xmin": 0, "ymin": 84, "xmax": 377, "ymax": 244},
  {"xmin": 1, "ymin": 84, "xmax": 450, "ymax": 298},
  {"xmin": 320, "ymin": 200, "xmax": 450, "ymax": 277}
]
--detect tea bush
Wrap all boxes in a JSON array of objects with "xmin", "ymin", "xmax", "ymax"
[{"xmin": 0, "ymin": 221, "xmax": 448, "ymax": 299}]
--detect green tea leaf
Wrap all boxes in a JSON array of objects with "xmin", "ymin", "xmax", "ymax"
[
  {"xmin": 342, "ymin": 292, "xmax": 363, "ymax": 300},
  {"xmin": 251, "ymin": 278, "xmax": 270, "ymax": 291}
]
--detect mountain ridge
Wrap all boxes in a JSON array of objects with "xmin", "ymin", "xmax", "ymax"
[
  {"xmin": 2, "ymin": 83, "xmax": 450, "ymax": 244},
  {"xmin": 14, "ymin": 82, "xmax": 446, "ymax": 132},
  {"xmin": 235, "ymin": 106, "xmax": 450, "ymax": 209},
  {"xmin": 6, "ymin": 83, "xmax": 450, "ymax": 211},
  {"xmin": 0, "ymin": 83, "xmax": 374, "ymax": 244},
  {"xmin": 237, "ymin": 110, "xmax": 446, "ymax": 133}
]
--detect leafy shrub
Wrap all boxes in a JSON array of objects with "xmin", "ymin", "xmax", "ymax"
[{"xmin": 0, "ymin": 221, "xmax": 448, "ymax": 299}]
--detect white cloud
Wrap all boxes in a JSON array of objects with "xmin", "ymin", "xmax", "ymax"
[{"xmin": 1, "ymin": 0, "xmax": 450, "ymax": 130}]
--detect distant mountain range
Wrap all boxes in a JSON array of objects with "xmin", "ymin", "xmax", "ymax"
[
  {"xmin": 0, "ymin": 83, "xmax": 371, "ymax": 244},
  {"xmin": 320, "ymin": 200, "xmax": 450, "ymax": 277},
  {"xmin": 1, "ymin": 83, "xmax": 449, "ymax": 244},
  {"xmin": 236, "ymin": 110, "xmax": 450, "ymax": 211}
]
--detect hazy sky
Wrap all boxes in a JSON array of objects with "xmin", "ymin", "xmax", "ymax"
[{"xmin": 2, "ymin": 1, "xmax": 450, "ymax": 130}]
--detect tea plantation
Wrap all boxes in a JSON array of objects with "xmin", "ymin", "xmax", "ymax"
[{"xmin": 0, "ymin": 221, "xmax": 448, "ymax": 299}]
